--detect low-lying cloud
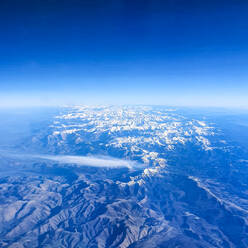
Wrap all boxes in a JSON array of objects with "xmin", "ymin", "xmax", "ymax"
[
  {"xmin": 37, "ymin": 154, "xmax": 140, "ymax": 169},
  {"xmin": 0, "ymin": 149, "xmax": 142, "ymax": 169}
]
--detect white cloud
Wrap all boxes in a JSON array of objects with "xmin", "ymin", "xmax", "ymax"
[
  {"xmin": 37, "ymin": 154, "xmax": 141, "ymax": 169},
  {"xmin": 0, "ymin": 149, "xmax": 142, "ymax": 169}
]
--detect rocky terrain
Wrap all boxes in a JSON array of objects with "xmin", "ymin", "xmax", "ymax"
[{"xmin": 0, "ymin": 106, "xmax": 248, "ymax": 248}]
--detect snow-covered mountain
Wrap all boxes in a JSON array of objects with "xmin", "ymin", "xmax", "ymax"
[{"xmin": 0, "ymin": 106, "xmax": 248, "ymax": 248}]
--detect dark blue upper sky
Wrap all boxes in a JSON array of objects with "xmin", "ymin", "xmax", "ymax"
[{"xmin": 0, "ymin": 0, "xmax": 248, "ymax": 107}]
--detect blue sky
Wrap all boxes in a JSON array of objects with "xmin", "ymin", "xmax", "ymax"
[{"xmin": 0, "ymin": 0, "xmax": 248, "ymax": 107}]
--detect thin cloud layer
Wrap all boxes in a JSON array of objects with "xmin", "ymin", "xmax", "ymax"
[
  {"xmin": 38, "ymin": 154, "xmax": 141, "ymax": 169},
  {"xmin": 0, "ymin": 149, "xmax": 142, "ymax": 169}
]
